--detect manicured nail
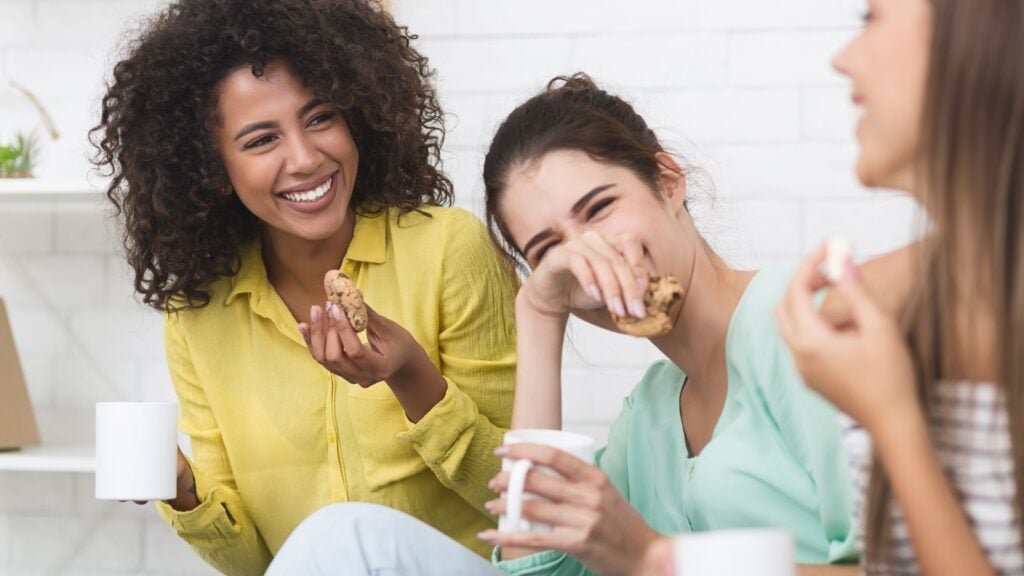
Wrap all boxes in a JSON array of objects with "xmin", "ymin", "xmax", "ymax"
[
  {"xmin": 329, "ymin": 304, "xmax": 343, "ymax": 322},
  {"xmin": 611, "ymin": 297, "xmax": 626, "ymax": 318},
  {"xmin": 587, "ymin": 284, "xmax": 603, "ymax": 303},
  {"xmin": 843, "ymin": 262, "xmax": 860, "ymax": 284},
  {"xmin": 493, "ymin": 446, "xmax": 509, "ymax": 457},
  {"xmin": 629, "ymin": 299, "xmax": 647, "ymax": 319},
  {"xmin": 310, "ymin": 306, "xmax": 321, "ymax": 323},
  {"xmin": 477, "ymin": 530, "xmax": 498, "ymax": 542},
  {"xmin": 484, "ymin": 500, "xmax": 498, "ymax": 512}
]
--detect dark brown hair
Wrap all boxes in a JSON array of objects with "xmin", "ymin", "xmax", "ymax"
[
  {"xmin": 482, "ymin": 73, "xmax": 690, "ymax": 273},
  {"xmin": 91, "ymin": 0, "xmax": 451, "ymax": 311},
  {"xmin": 864, "ymin": 0, "xmax": 1024, "ymax": 568}
]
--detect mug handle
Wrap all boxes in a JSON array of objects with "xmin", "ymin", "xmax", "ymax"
[{"xmin": 505, "ymin": 459, "xmax": 534, "ymax": 532}]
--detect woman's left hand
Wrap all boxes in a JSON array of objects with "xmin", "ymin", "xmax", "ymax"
[
  {"xmin": 479, "ymin": 443, "xmax": 659, "ymax": 576},
  {"xmin": 774, "ymin": 244, "xmax": 920, "ymax": 434},
  {"xmin": 299, "ymin": 302, "xmax": 420, "ymax": 387}
]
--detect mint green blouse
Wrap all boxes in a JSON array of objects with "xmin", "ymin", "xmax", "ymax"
[{"xmin": 496, "ymin": 269, "xmax": 859, "ymax": 575}]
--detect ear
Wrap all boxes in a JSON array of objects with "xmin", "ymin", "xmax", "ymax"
[{"xmin": 655, "ymin": 152, "xmax": 687, "ymax": 212}]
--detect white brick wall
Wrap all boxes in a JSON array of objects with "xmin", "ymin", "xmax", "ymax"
[{"xmin": 0, "ymin": 0, "xmax": 919, "ymax": 573}]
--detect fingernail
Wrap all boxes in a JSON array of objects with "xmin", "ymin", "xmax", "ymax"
[
  {"xmin": 587, "ymin": 284, "xmax": 603, "ymax": 303},
  {"xmin": 611, "ymin": 297, "xmax": 626, "ymax": 318},
  {"xmin": 493, "ymin": 446, "xmax": 509, "ymax": 457},
  {"xmin": 329, "ymin": 304, "xmax": 343, "ymax": 322},
  {"xmin": 310, "ymin": 306, "xmax": 321, "ymax": 323},
  {"xmin": 637, "ymin": 275, "xmax": 649, "ymax": 291},
  {"xmin": 842, "ymin": 262, "xmax": 859, "ymax": 284},
  {"xmin": 629, "ymin": 299, "xmax": 647, "ymax": 319},
  {"xmin": 477, "ymin": 530, "xmax": 498, "ymax": 542},
  {"xmin": 484, "ymin": 500, "xmax": 498, "ymax": 512}
]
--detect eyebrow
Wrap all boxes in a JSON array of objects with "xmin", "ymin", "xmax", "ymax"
[
  {"xmin": 232, "ymin": 97, "xmax": 327, "ymax": 142},
  {"xmin": 521, "ymin": 183, "xmax": 617, "ymax": 258}
]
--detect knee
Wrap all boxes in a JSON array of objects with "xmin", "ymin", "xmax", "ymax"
[{"xmin": 290, "ymin": 502, "xmax": 409, "ymax": 542}]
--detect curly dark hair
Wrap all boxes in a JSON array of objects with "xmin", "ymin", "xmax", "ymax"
[{"xmin": 92, "ymin": 0, "xmax": 452, "ymax": 312}]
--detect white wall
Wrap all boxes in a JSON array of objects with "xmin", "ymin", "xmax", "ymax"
[{"xmin": 0, "ymin": 0, "xmax": 920, "ymax": 573}]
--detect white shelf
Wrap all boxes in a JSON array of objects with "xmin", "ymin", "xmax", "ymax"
[
  {"xmin": 0, "ymin": 443, "xmax": 95, "ymax": 473},
  {"xmin": 0, "ymin": 178, "xmax": 106, "ymax": 204}
]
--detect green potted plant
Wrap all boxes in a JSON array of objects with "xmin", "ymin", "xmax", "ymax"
[
  {"xmin": 1, "ymin": 81, "xmax": 59, "ymax": 179},
  {"xmin": 0, "ymin": 132, "xmax": 39, "ymax": 178}
]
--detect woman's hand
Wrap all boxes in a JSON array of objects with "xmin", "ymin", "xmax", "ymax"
[
  {"xmin": 519, "ymin": 231, "xmax": 649, "ymax": 320},
  {"xmin": 774, "ymin": 244, "xmax": 920, "ymax": 434},
  {"xmin": 127, "ymin": 448, "xmax": 199, "ymax": 511},
  {"xmin": 479, "ymin": 443, "xmax": 659, "ymax": 576},
  {"xmin": 299, "ymin": 301, "xmax": 447, "ymax": 421},
  {"xmin": 300, "ymin": 302, "xmax": 417, "ymax": 386}
]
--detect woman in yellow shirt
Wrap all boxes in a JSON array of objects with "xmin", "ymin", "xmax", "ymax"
[{"xmin": 91, "ymin": 0, "xmax": 517, "ymax": 574}]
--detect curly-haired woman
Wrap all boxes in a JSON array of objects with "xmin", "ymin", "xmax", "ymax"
[{"xmin": 91, "ymin": 1, "xmax": 517, "ymax": 574}]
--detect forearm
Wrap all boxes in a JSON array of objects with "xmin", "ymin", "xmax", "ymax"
[
  {"xmin": 166, "ymin": 459, "xmax": 200, "ymax": 512},
  {"xmin": 513, "ymin": 294, "xmax": 568, "ymax": 429},
  {"xmin": 871, "ymin": 410, "xmax": 995, "ymax": 576},
  {"xmin": 386, "ymin": 347, "xmax": 448, "ymax": 423}
]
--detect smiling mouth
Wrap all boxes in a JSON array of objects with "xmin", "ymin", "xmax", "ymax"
[{"xmin": 278, "ymin": 173, "xmax": 335, "ymax": 203}]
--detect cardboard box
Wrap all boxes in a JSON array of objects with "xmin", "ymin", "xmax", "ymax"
[{"xmin": 0, "ymin": 298, "xmax": 41, "ymax": 450}]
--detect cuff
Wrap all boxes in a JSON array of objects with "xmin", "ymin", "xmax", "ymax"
[
  {"xmin": 154, "ymin": 464, "xmax": 243, "ymax": 546},
  {"xmin": 397, "ymin": 377, "xmax": 477, "ymax": 462},
  {"xmin": 492, "ymin": 546, "xmax": 571, "ymax": 575}
]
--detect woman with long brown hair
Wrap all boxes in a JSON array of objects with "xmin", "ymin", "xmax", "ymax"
[{"xmin": 776, "ymin": 0, "xmax": 1024, "ymax": 573}]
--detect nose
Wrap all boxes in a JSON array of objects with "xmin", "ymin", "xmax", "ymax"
[
  {"xmin": 832, "ymin": 38, "xmax": 853, "ymax": 77},
  {"xmin": 285, "ymin": 131, "xmax": 324, "ymax": 176}
]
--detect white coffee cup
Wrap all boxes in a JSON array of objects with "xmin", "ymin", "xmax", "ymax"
[
  {"xmin": 673, "ymin": 529, "xmax": 795, "ymax": 576},
  {"xmin": 499, "ymin": 429, "xmax": 595, "ymax": 534},
  {"xmin": 95, "ymin": 402, "xmax": 179, "ymax": 501}
]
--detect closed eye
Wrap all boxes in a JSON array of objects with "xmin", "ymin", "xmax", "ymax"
[
  {"xmin": 586, "ymin": 197, "xmax": 616, "ymax": 220},
  {"xmin": 533, "ymin": 242, "xmax": 556, "ymax": 265}
]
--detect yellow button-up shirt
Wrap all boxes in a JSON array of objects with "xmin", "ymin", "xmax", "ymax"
[{"xmin": 155, "ymin": 206, "xmax": 517, "ymax": 575}]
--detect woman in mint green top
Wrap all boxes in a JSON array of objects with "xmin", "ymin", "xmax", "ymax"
[
  {"xmin": 495, "ymin": 269, "xmax": 857, "ymax": 575},
  {"xmin": 267, "ymin": 74, "xmax": 859, "ymax": 576}
]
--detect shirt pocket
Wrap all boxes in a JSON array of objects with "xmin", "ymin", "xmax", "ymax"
[{"xmin": 346, "ymin": 385, "xmax": 428, "ymax": 491}]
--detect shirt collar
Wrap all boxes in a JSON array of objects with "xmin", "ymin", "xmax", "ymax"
[{"xmin": 224, "ymin": 208, "xmax": 389, "ymax": 306}]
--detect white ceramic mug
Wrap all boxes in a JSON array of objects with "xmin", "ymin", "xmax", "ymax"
[
  {"xmin": 95, "ymin": 401, "xmax": 179, "ymax": 501},
  {"xmin": 673, "ymin": 529, "xmax": 795, "ymax": 576},
  {"xmin": 499, "ymin": 429, "xmax": 595, "ymax": 534}
]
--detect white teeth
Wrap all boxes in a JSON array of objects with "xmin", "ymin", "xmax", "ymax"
[{"xmin": 282, "ymin": 176, "xmax": 332, "ymax": 203}]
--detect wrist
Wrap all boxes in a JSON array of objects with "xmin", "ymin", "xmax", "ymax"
[
  {"xmin": 868, "ymin": 402, "xmax": 931, "ymax": 464},
  {"xmin": 386, "ymin": 349, "xmax": 447, "ymax": 422},
  {"xmin": 166, "ymin": 466, "xmax": 199, "ymax": 512},
  {"xmin": 516, "ymin": 286, "xmax": 570, "ymax": 322}
]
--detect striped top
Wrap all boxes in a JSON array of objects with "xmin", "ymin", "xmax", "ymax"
[{"xmin": 843, "ymin": 382, "xmax": 1022, "ymax": 575}]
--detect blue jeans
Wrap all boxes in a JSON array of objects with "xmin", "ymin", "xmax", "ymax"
[{"xmin": 266, "ymin": 503, "xmax": 506, "ymax": 575}]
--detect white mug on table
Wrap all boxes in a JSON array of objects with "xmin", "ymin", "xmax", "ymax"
[
  {"xmin": 498, "ymin": 428, "xmax": 595, "ymax": 534},
  {"xmin": 673, "ymin": 528, "xmax": 795, "ymax": 576},
  {"xmin": 94, "ymin": 401, "xmax": 179, "ymax": 501}
]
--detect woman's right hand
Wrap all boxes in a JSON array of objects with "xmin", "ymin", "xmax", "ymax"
[
  {"xmin": 125, "ymin": 448, "xmax": 199, "ymax": 511},
  {"xmin": 518, "ymin": 230, "xmax": 649, "ymax": 320}
]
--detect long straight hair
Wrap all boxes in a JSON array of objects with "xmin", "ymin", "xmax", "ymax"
[{"xmin": 863, "ymin": 0, "xmax": 1024, "ymax": 567}]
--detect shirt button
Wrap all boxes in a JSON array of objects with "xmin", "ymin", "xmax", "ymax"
[{"xmin": 327, "ymin": 431, "xmax": 336, "ymax": 444}]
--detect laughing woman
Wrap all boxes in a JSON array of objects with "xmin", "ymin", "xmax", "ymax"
[
  {"xmin": 91, "ymin": 1, "xmax": 516, "ymax": 574},
  {"xmin": 266, "ymin": 74, "xmax": 866, "ymax": 576}
]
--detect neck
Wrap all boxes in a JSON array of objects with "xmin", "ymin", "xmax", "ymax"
[
  {"xmin": 261, "ymin": 208, "xmax": 357, "ymax": 296},
  {"xmin": 651, "ymin": 246, "xmax": 754, "ymax": 388}
]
